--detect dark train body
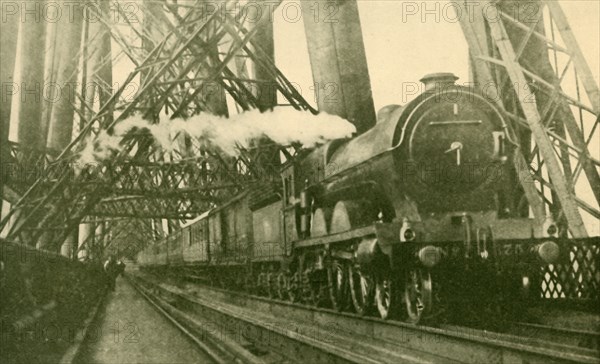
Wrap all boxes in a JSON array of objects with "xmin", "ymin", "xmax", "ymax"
[{"xmin": 138, "ymin": 74, "xmax": 566, "ymax": 322}]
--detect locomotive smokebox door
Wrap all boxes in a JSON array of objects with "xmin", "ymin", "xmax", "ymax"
[{"xmin": 396, "ymin": 73, "xmax": 509, "ymax": 213}]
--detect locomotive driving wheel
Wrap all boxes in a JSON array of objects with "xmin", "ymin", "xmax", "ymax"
[
  {"xmin": 375, "ymin": 272, "xmax": 396, "ymax": 319},
  {"xmin": 243, "ymin": 275, "xmax": 254, "ymax": 293},
  {"xmin": 301, "ymin": 270, "xmax": 317, "ymax": 305},
  {"xmin": 257, "ymin": 272, "xmax": 267, "ymax": 296},
  {"xmin": 348, "ymin": 263, "xmax": 374, "ymax": 315},
  {"xmin": 287, "ymin": 272, "xmax": 300, "ymax": 302},
  {"xmin": 275, "ymin": 272, "xmax": 288, "ymax": 300},
  {"xmin": 266, "ymin": 272, "xmax": 276, "ymax": 298},
  {"xmin": 327, "ymin": 259, "xmax": 348, "ymax": 311},
  {"xmin": 404, "ymin": 268, "xmax": 432, "ymax": 323},
  {"xmin": 309, "ymin": 271, "xmax": 329, "ymax": 307}
]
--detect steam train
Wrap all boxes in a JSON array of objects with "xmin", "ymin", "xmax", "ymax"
[{"xmin": 137, "ymin": 73, "xmax": 565, "ymax": 323}]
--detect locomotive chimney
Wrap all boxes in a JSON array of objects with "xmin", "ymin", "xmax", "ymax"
[{"xmin": 420, "ymin": 73, "xmax": 459, "ymax": 91}]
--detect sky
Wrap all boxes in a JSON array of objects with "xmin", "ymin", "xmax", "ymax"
[{"xmin": 274, "ymin": 0, "xmax": 599, "ymax": 111}]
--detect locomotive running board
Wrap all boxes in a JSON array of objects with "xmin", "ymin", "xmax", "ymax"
[{"xmin": 294, "ymin": 225, "xmax": 377, "ymax": 248}]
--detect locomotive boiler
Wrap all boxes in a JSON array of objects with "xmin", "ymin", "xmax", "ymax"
[{"xmin": 137, "ymin": 73, "xmax": 563, "ymax": 324}]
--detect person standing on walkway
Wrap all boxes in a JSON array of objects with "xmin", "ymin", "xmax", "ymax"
[
  {"xmin": 116, "ymin": 258, "xmax": 126, "ymax": 276},
  {"xmin": 103, "ymin": 256, "xmax": 118, "ymax": 291}
]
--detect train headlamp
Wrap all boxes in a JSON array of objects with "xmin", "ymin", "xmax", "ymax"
[{"xmin": 417, "ymin": 246, "xmax": 442, "ymax": 268}]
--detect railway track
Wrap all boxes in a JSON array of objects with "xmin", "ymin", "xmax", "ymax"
[
  {"xmin": 130, "ymin": 274, "xmax": 448, "ymax": 364},
  {"xmin": 131, "ymin": 271, "xmax": 600, "ymax": 364},
  {"xmin": 506, "ymin": 322, "xmax": 599, "ymax": 352},
  {"xmin": 176, "ymin": 272, "xmax": 600, "ymax": 360},
  {"xmin": 443, "ymin": 323, "xmax": 599, "ymax": 360},
  {"xmin": 130, "ymin": 278, "xmax": 272, "ymax": 364}
]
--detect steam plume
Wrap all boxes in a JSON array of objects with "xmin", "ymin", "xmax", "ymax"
[{"xmin": 77, "ymin": 108, "xmax": 356, "ymax": 165}]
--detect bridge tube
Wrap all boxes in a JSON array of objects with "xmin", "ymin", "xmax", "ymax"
[
  {"xmin": 8, "ymin": 0, "xmax": 47, "ymax": 148},
  {"xmin": 301, "ymin": 0, "xmax": 376, "ymax": 134}
]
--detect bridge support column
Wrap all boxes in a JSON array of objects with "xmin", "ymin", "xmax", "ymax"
[
  {"xmin": 92, "ymin": 223, "xmax": 104, "ymax": 260},
  {"xmin": 78, "ymin": 222, "xmax": 94, "ymax": 261},
  {"xmin": 36, "ymin": 230, "xmax": 54, "ymax": 251},
  {"xmin": 60, "ymin": 230, "xmax": 77, "ymax": 258},
  {"xmin": 0, "ymin": 2, "xmax": 18, "ymax": 153},
  {"xmin": 45, "ymin": 0, "xmax": 84, "ymax": 154},
  {"xmin": 301, "ymin": 0, "xmax": 376, "ymax": 134},
  {"xmin": 8, "ymin": 0, "xmax": 47, "ymax": 148}
]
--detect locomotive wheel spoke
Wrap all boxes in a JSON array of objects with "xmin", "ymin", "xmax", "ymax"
[
  {"xmin": 287, "ymin": 272, "xmax": 300, "ymax": 302},
  {"xmin": 266, "ymin": 272, "xmax": 275, "ymax": 298},
  {"xmin": 349, "ymin": 263, "xmax": 374, "ymax": 315},
  {"xmin": 375, "ymin": 272, "xmax": 396, "ymax": 319},
  {"xmin": 327, "ymin": 259, "xmax": 348, "ymax": 311},
  {"xmin": 257, "ymin": 272, "xmax": 268, "ymax": 296},
  {"xmin": 243, "ymin": 275, "xmax": 253, "ymax": 293},
  {"xmin": 404, "ymin": 268, "xmax": 432, "ymax": 324},
  {"xmin": 310, "ymin": 270, "xmax": 329, "ymax": 307},
  {"xmin": 255, "ymin": 273, "xmax": 262, "ymax": 295},
  {"xmin": 276, "ymin": 272, "xmax": 288, "ymax": 300},
  {"xmin": 302, "ymin": 271, "xmax": 316, "ymax": 305}
]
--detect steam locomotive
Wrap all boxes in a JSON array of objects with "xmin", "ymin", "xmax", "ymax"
[{"xmin": 137, "ymin": 73, "xmax": 564, "ymax": 323}]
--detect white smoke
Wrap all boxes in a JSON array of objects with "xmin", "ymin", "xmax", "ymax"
[
  {"xmin": 77, "ymin": 108, "xmax": 356, "ymax": 165},
  {"xmin": 77, "ymin": 129, "xmax": 122, "ymax": 167}
]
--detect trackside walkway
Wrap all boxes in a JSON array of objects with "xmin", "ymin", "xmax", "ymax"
[{"xmin": 75, "ymin": 277, "xmax": 214, "ymax": 364}]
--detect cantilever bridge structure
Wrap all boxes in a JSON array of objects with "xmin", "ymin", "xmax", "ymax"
[{"xmin": 0, "ymin": 0, "xmax": 599, "ymax": 359}]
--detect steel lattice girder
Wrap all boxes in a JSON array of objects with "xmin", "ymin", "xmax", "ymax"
[
  {"xmin": 1, "ymin": 141, "xmax": 54, "ymax": 196},
  {"xmin": 67, "ymin": 216, "xmax": 156, "ymax": 259},
  {"xmin": 455, "ymin": 0, "xmax": 600, "ymax": 237},
  {"xmin": 2, "ymin": 140, "xmax": 283, "ymax": 218},
  {"xmin": 91, "ymin": 195, "xmax": 219, "ymax": 219},
  {"xmin": 1, "ymin": 1, "xmax": 305, "ymax": 247}
]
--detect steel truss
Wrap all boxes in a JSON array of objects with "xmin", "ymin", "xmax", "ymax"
[
  {"xmin": 71, "ymin": 217, "xmax": 154, "ymax": 259},
  {"xmin": 456, "ymin": 0, "xmax": 599, "ymax": 237},
  {"xmin": 1, "ymin": 0, "xmax": 598, "ymax": 255},
  {"xmin": 1, "ymin": 0, "xmax": 309, "ymax": 248}
]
